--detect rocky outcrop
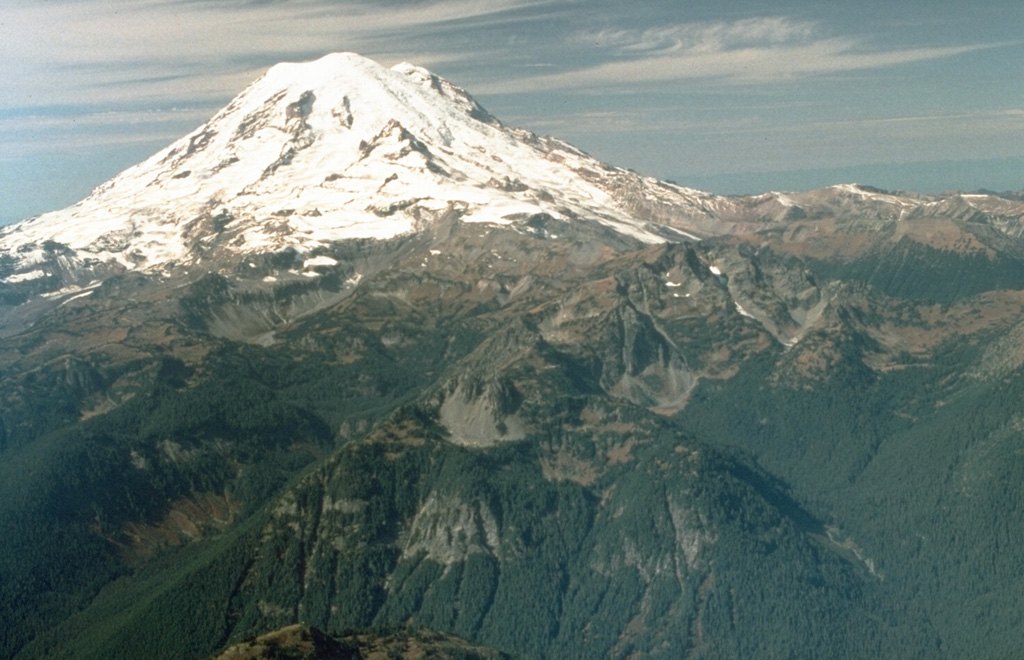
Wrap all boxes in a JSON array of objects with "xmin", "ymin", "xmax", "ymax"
[{"xmin": 207, "ymin": 624, "xmax": 513, "ymax": 660}]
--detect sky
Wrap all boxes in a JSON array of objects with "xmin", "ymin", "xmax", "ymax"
[{"xmin": 1, "ymin": 0, "xmax": 1022, "ymax": 226}]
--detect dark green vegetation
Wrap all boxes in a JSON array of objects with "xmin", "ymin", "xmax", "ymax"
[{"xmin": 4, "ymin": 213, "xmax": 1024, "ymax": 660}]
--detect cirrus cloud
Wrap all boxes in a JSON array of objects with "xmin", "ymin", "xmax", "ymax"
[
  {"xmin": 577, "ymin": 17, "xmax": 819, "ymax": 55},
  {"xmin": 477, "ymin": 17, "xmax": 1000, "ymax": 93}
]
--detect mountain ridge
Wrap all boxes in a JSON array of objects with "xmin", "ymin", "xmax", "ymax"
[{"xmin": 3, "ymin": 53, "xmax": 1022, "ymax": 305}]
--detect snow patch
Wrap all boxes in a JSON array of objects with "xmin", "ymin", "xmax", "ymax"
[
  {"xmin": 303, "ymin": 255, "xmax": 338, "ymax": 268},
  {"xmin": 40, "ymin": 281, "xmax": 102, "ymax": 299},
  {"xmin": 59, "ymin": 290, "xmax": 95, "ymax": 306},
  {"xmin": 734, "ymin": 302, "xmax": 756, "ymax": 319},
  {"xmin": 3, "ymin": 270, "xmax": 47, "ymax": 283},
  {"xmin": 772, "ymin": 192, "xmax": 797, "ymax": 207}
]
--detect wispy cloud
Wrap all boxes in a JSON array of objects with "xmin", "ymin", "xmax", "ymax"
[
  {"xmin": 575, "ymin": 17, "xmax": 818, "ymax": 55},
  {"xmin": 780, "ymin": 108, "xmax": 1024, "ymax": 154},
  {"xmin": 0, "ymin": 0, "xmax": 548, "ymax": 111},
  {"xmin": 477, "ymin": 17, "xmax": 999, "ymax": 93},
  {"xmin": 0, "ymin": 108, "xmax": 215, "ymax": 160},
  {"xmin": 520, "ymin": 105, "xmax": 1024, "ymax": 144},
  {"xmin": 0, "ymin": 0, "xmax": 562, "ymax": 162}
]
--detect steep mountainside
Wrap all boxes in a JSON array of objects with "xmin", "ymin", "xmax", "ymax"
[{"xmin": 2, "ymin": 53, "xmax": 1024, "ymax": 660}]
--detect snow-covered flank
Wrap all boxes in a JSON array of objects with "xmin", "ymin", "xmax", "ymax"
[{"xmin": 0, "ymin": 52, "xmax": 678, "ymax": 278}]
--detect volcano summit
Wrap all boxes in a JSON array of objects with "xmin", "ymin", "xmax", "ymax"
[{"xmin": 0, "ymin": 53, "xmax": 713, "ymax": 282}]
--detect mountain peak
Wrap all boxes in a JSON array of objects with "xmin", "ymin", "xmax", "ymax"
[{"xmin": 1, "ymin": 52, "xmax": 704, "ymax": 288}]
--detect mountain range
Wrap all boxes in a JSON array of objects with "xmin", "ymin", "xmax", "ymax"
[{"xmin": 2, "ymin": 52, "xmax": 1024, "ymax": 660}]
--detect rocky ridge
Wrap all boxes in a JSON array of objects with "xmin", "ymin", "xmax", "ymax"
[{"xmin": 206, "ymin": 624, "xmax": 513, "ymax": 660}]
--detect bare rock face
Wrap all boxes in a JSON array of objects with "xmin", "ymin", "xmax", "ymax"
[
  {"xmin": 597, "ymin": 301, "xmax": 697, "ymax": 411},
  {"xmin": 439, "ymin": 375, "xmax": 526, "ymax": 447},
  {"xmin": 401, "ymin": 492, "xmax": 502, "ymax": 563}
]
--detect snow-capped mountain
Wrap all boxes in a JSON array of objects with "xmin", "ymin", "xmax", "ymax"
[
  {"xmin": 0, "ymin": 53, "xmax": 717, "ymax": 287},
  {"xmin": 4, "ymin": 52, "xmax": 1024, "ymax": 295},
  {"xmin": 2, "ymin": 51, "xmax": 1023, "ymax": 341}
]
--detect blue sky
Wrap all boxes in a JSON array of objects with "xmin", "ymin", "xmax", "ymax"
[{"xmin": 1, "ymin": 0, "xmax": 1022, "ymax": 225}]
